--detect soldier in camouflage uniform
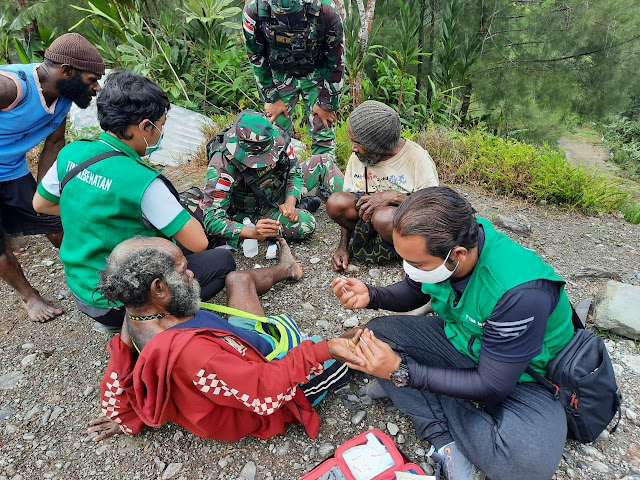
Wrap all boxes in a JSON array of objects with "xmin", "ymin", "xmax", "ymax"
[
  {"xmin": 242, "ymin": 0, "xmax": 344, "ymax": 170},
  {"xmin": 202, "ymin": 110, "xmax": 316, "ymax": 249}
]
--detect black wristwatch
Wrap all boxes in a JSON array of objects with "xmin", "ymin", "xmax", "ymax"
[{"xmin": 389, "ymin": 360, "xmax": 410, "ymax": 387}]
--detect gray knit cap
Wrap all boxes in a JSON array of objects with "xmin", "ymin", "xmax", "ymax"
[
  {"xmin": 44, "ymin": 33, "xmax": 105, "ymax": 75},
  {"xmin": 348, "ymin": 100, "xmax": 401, "ymax": 154}
]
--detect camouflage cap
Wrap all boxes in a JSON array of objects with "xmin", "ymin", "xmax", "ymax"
[
  {"xmin": 228, "ymin": 110, "xmax": 278, "ymax": 168},
  {"xmin": 270, "ymin": 0, "xmax": 304, "ymax": 14}
]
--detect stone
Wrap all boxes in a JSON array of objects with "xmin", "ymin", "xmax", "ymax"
[
  {"xmin": 83, "ymin": 386, "xmax": 93, "ymax": 397},
  {"xmin": 302, "ymin": 302, "xmax": 315, "ymax": 311},
  {"xmin": 21, "ymin": 343, "xmax": 35, "ymax": 350},
  {"xmin": 24, "ymin": 405, "xmax": 41, "ymax": 421},
  {"xmin": 396, "ymin": 433, "xmax": 406, "ymax": 444},
  {"xmin": 591, "ymin": 461, "xmax": 609, "ymax": 473},
  {"xmin": 217, "ymin": 457, "xmax": 229, "ymax": 468},
  {"xmin": 575, "ymin": 460, "xmax": 587, "ymax": 469},
  {"xmin": 612, "ymin": 363, "xmax": 624, "ymax": 377},
  {"xmin": 625, "ymin": 408, "xmax": 637, "ymax": 422},
  {"xmin": 310, "ymin": 257, "xmax": 321, "ymax": 264},
  {"xmin": 346, "ymin": 264, "xmax": 360, "ymax": 272},
  {"xmin": 342, "ymin": 316, "xmax": 359, "ymax": 329},
  {"xmin": 162, "ymin": 463, "xmax": 183, "ymax": 479},
  {"xmin": 0, "ymin": 406, "xmax": 15, "ymax": 423},
  {"xmin": 315, "ymin": 320, "xmax": 331, "ymax": 329},
  {"xmin": 154, "ymin": 456, "xmax": 166, "ymax": 472},
  {"xmin": 21, "ymin": 353, "xmax": 37, "ymax": 368},
  {"xmin": 318, "ymin": 443, "xmax": 334, "ymax": 458},
  {"xmin": 597, "ymin": 429, "xmax": 610, "ymax": 442},
  {"xmin": 620, "ymin": 354, "xmax": 640, "ymax": 374},
  {"xmin": 49, "ymin": 406, "xmax": 64, "ymax": 423},
  {"xmin": 565, "ymin": 469, "xmax": 576, "ymax": 479},
  {"xmin": 43, "ymin": 473, "xmax": 55, "ymax": 479},
  {"xmin": 347, "ymin": 395, "xmax": 359, "ymax": 403},
  {"xmin": 352, "ymin": 410, "xmax": 367, "ymax": 425},
  {"xmin": 574, "ymin": 267, "xmax": 621, "ymax": 281},
  {"xmin": 592, "ymin": 281, "xmax": 640, "ymax": 339},
  {"xmin": 275, "ymin": 440, "xmax": 290, "ymax": 456},
  {"xmin": 239, "ymin": 461, "xmax": 256, "ymax": 480},
  {"xmin": 22, "ymin": 433, "xmax": 35, "ymax": 440},
  {"xmin": 173, "ymin": 431, "xmax": 184, "ymax": 442},
  {"xmin": 42, "ymin": 260, "xmax": 55, "ymax": 267},
  {"xmin": 0, "ymin": 371, "xmax": 22, "ymax": 390},
  {"xmin": 574, "ymin": 297, "xmax": 592, "ymax": 325},
  {"xmin": 368, "ymin": 268, "xmax": 382, "ymax": 279},
  {"xmin": 493, "ymin": 213, "xmax": 532, "ymax": 236},
  {"xmin": 41, "ymin": 408, "xmax": 51, "ymax": 426},
  {"xmin": 387, "ymin": 422, "xmax": 399, "ymax": 436}
]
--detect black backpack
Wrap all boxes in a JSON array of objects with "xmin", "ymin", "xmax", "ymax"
[{"xmin": 526, "ymin": 310, "xmax": 622, "ymax": 444}]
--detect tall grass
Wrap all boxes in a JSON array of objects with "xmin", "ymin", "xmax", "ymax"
[{"xmin": 416, "ymin": 127, "xmax": 638, "ymax": 220}]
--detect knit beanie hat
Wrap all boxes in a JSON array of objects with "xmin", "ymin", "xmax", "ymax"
[
  {"xmin": 349, "ymin": 100, "xmax": 401, "ymax": 154},
  {"xmin": 44, "ymin": 33, "xmax": 105, "ymax": 75}
]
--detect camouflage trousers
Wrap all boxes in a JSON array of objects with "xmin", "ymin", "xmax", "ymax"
[
  {"xmin": 301, "ymin": 153, "xmax": 344, "ymax": 195},
  {"xmin": 231, "ymin": 207, "xmax": 316, "ymax": 241},
  {"xmin": 273, "ymin": 74, "xmax": 336, "ymax": 157}
]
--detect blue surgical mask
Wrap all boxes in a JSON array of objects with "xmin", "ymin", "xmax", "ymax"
[
  {"xmin": 142, "ymin": 121, "xmax": 164, "ymax": 156},
  {"xmin": 403, "ymin": 249, "xmax": 459, "ymax": 284}
]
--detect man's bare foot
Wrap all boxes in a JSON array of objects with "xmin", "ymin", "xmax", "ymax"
[
  {"xmin": 277, "ymin": 238, "xmax": 303, "ymax": 281},
  {"xmin": 6, "ymin": 236, "xmax": 28, "ymax": 253},
  {"xmin": 23, "ymin": 293, "xmax": 63, "ymax": 323}
]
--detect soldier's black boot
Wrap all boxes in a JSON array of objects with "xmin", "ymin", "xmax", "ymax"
[{"xmin": 297, "ymin": 196, "xmax": 321, "ymax": 213}]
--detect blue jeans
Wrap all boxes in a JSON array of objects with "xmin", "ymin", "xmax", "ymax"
[{"xmin": 367, "ymin": 315, "xmax": 567, "ymax": 480}]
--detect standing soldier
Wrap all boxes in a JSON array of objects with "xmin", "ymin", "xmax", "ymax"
[
  {"xmin": 242, "ymin": 0, "xmax": 345, "ymax": 195},
  {"xmin": 202, "ymin": 110, "xmax": 316, "ymax": 249}
]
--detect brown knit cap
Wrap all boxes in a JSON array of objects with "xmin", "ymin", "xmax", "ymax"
[{"xmin": 44, "ymin": 33, "xmax": 105, "ymax": 75}]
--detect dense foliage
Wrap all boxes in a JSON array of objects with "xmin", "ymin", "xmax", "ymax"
[{"xmin": 602, "ymin": 98, "xmax": 640, "ymax": 181}]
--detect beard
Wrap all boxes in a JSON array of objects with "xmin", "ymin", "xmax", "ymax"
[
  {"xmin": 165, "ymin": 271, "xmax": 202, "ymax": 318},
  {"xmin": 56, "ymin": 72, "xmax": 93, "ymax": 109},
  {"xmin": 355, "ymin": 150, "xmax": 383, "ymax": 166}
]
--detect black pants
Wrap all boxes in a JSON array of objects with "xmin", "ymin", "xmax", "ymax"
[
  {"xmin": 367, "ymin": 315, "xmax": 567, "ymax": 480},
  {"xmin": 93, "ymin": 247, "xmax": 236, "ymax": 327}
]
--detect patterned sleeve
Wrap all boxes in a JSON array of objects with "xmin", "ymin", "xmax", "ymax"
[
  {"xmin": 284, "ymin": 140, "xmax": 303, "ymax": 199},
  {"xmin": 99, "ymin": 336, "xmax": 146, "ymax": 436},
  {"xmin": 190, "ymin": 338, "xmax": 331, "ymax": 415},
  {"xmin": 202, "ymin": 156, "xmax": 244, "ymax": 249},
  {"xmin": 243, "ymin": 0, "xmax": 281, "ymax": 103},
  {"xmin": 315, "ymin": 2, "xmax": 345, "ymax": 111}
]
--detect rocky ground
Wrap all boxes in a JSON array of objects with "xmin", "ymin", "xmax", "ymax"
[{"xmin": 1, "ymin": 182, "xmax": 640, "ymax": 480}]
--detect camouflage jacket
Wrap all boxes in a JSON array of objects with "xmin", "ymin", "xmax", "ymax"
[
  {"xmin": 202, "ymin": 129, "xmax": 303, "ymax": 248},
  {"xmin": 243, "ymin": 0, "xmax": 345, "ymax": 111}
]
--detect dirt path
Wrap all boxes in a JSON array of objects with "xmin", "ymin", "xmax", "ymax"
[{"xmin": 558, "ymin": 133, "xmax": 619, "ymax": 174}]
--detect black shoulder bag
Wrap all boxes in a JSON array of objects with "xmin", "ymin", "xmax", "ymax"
[{"xmin": 525, "ymin": 309, "xmax": 622, "ymax": 443}]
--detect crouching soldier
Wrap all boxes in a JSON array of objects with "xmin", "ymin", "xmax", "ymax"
[{"xmin": 202, "ymin": 110, "xmax": 316, "ymax": 249}]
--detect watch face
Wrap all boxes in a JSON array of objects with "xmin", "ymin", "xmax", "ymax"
[{"xmin": 390, "ymin": 363, "xmax": 410, "ymax": 387}]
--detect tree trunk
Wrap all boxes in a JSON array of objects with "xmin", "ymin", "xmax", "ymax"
[
  {"xmin": 351, "ymin": 0, "xmax": 376, "ymax": 107},
  {"xmin": 12, "ymin": 0, "xmax": 39, "ymax": 45},
  {"xmin": 459, "ymin": 81, "xmax": 472, "ymax": 126},
  {"xmin": 425, "ymin": 0, "xmax": 436, "ymax": 103},
  {"xmin": 415, "ymin": 0, "xmax": 427, "ymax": 102}
]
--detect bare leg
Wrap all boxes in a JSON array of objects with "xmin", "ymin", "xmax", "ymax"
[
  {"xmin": 46, "ymin": 231, "xmax": 63, "ymax": 249},
  {"xmin": 0, "ymin": 249, "xmax": 63, "ymax": 322},
  {"xmin": 371, "ymin": 206, "xmax": 397, "ymax": 244},
  {"xmin": 326, "ymin": 192, "xmax": 359, "ymax": 230},
  {"xmin": 226, "ymin": 239, "xmax": 303, "ymax": 316},
  {"xmin": 6, "ymin": 235, "xmax": 28, "ymax": 253}
]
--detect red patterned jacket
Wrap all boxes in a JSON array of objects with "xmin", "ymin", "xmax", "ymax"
[{"xmin": 99, "ymin": 328, "xmax": 330, "ymax": 440}]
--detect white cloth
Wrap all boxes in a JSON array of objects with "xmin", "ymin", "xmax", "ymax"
[
  {"xmin": 40, "ymin": 162, "xmax": 183, "ymax": 230},
  {"xmin": 343, "ymin": 139, "xmax": 439, "ymax": 194}
]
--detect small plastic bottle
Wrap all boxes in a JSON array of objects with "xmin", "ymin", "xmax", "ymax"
[{"xmin": 242, "ymin": 217, "xmax": 258, "ymax": 258}]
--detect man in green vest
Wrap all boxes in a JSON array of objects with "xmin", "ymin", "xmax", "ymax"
[
  {"xmin": 33, "ymin": 70, "xmax": 235, "ymax": 334},
  {"xmin": 332, "ymin": 187, "xmax": 574, "ymax": 480}
]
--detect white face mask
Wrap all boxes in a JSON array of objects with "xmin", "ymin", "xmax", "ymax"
[{"xmin": 403, "ymin": 249, "xmax": 459, "ymax": 284}]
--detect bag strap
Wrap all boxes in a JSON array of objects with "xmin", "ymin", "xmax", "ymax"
[
  {"xmin": 59, "ymin": 151, "xmax": 126, "ymax": 194},
  {"xmin": 525, "ymin": 305, "xmax": 583, "ymax": 396},
  {"xmin": 228, "ymin": 155, "xmax": 281, "ymax": 211},
  {"xmin": 200, "ymin": 302, "xmax": 265, "ymax": 321}
]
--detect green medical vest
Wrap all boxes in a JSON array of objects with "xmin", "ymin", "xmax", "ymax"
[
  {"xmin": 39, "ymin": 133, "xmax": 190, "ymax": 309},
  {"xmin": 420, "ymin": 217, "xmax": 574, "ymax": 382}
]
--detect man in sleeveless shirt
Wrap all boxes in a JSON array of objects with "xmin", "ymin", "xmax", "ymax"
[{"xmin": 0, "ymin": 33, "xmax": 104, "ymax": 322}]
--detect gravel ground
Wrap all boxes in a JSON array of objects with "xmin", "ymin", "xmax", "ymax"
[{"xmin": 1, "ymin": 183, "xmax": 640, "ymax": 480}]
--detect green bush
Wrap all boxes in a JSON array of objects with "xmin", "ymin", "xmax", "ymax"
[{"xmin": 415, "ymin": 127, "xmax": 636, "ymax": 218}]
